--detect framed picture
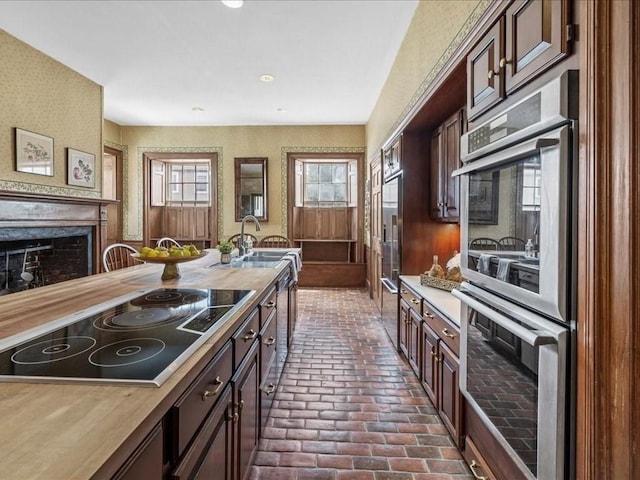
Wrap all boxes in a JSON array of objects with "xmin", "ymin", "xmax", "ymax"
[
  {"xmin": 67, "ymin": 148, "xmax": 96, "ymax": 188},
  {"xmin": 15, "ymin": 128, "xmax": 54, "ymax": 176},
  {"xmin": 469, "ymin": 171, "xmax": 499, "ymax": 224}
]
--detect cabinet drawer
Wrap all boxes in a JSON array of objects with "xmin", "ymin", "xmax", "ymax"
[
  {"xmin": 233, "ymin": 308, "xmax": 260, "ymax": 368},
  {"xmin": 399, "ymin": 284, "xmax": 422, "ymax": 314},
  {"xmin": 260, "ymin": 309, "xmax": 277, "ymax": 380},
  {"xmin": 172, "ymin": 340, "xmax": 233, "ymax": 458},
  {"xmin": 259, "ymin": 287, "xmax": 277, "ymax": 327},
  {"xmin": 464, "ymin": 436, "xmax": 497, "ymax": 480},
  {"xmin": 423, "ymin": 303, "xmax": 459, "ymax": 357}
]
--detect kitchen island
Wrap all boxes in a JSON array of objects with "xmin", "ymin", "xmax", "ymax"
[{"xmin": 0, "ymin": 250, "xmax": 295, "ymax": 480}]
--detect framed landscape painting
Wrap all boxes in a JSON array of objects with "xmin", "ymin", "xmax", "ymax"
[
  {"xmin": 15, "ymin": 128, "xmax": 54, "ymax": 176},
  {"xmin": 67, "ymin": 148, "xmax": 96, "ymax": 188}
]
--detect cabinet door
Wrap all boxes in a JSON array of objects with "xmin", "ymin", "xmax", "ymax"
[
  {"xmin": 441, "ymin": 110, "xmax": 462, "ymax": 221},
  {"xmin": 429, "ymin": 126, "xmax": 444, "ymax": 220},
  {"xmin": 408, "ymin": 308, "xmax": 421, "ymax": 377},
  {"xmin": 467, "ymin": 18, "xmax": 504, "ymax": 120},
  {"xmin": 370, "ymin": 157, "xmax": 383, "ymax": 309},
  {"xmin": 398, "ymin": 299, "xmax": 410, "ymax": 358},
  {"xmin": 234, "ymin": 342, "xmax": 260, "ymax": 480},
  {"xmin": 260, "ymin": 353, "xmax": 278, "ymax": 434},
  {"xmin": 287, "ymin": 282, "xmax": 297, "ymax": 348},
  {"xmin": 420, "ymin": 322, "xmax": 438, "ymax": 407},
  {"xmin": 113, "ymin": 423, "xmax": 163, "ymax": 480},
  {"xmin": 504, "ymin": 0, "xmax": 570, "ymax": 94},
  {"xmin": 438, "ymin": 341, "xmax": 462, "ymax": 446},
  {"xmin": 170, "ymin": 386, "xmax": 234, "ymax": 480}
]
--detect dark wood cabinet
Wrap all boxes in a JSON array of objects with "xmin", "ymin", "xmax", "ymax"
[
  {"xmin": 170, "ymin": 386, "xmax": 234, "ymax": 480},
  {"xmin": 504, "ymin": 0, "xmax": 570, "ymax": 94},
  {"xmin": 420, "ymin": 302, "xmax": 463, "ymax": 447},
  {"xmin": 259, "ymin": 306, "xmax": 277, "ymax": 433},
  {"xmin": 467, "ymin": 18, "xmax": 504, "ymax": 120},
  {"xmin": 420, "ymin": 321, "xmax": 439, "ymax": 407},
  {"xmin": 467, "ymin": 0, "xmax": 571, "ymax": 120},
  {"xmin": 430, "ymin": 109, "xmax": 463, "ymax": 222},
  {"xmin": 233, "ymin": 340, "xmax": 260, "ymax": 480},
  {"xmin": 399, "ymin": 299, "xmax": 410, "ymax": 360},
  {"xmin": 399, "ymin": 283, "xmax": 422, "ymax": 378},
  {"xmin": 113, "ymin": 423, "xmax": 164, "ymax": 480}
]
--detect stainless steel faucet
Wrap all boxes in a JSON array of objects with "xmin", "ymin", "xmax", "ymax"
[{"xmin": 238, "ymin": 215, "xmax": 261, "ymax": 256}]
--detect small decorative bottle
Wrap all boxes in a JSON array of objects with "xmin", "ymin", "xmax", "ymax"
[
  {"xmin": 524, "ymin": 239, "xmax": 534, "ymax": 258},
  {"xmin": 428, "ymin": 255, "xmax": 446, "ymax": 278}
]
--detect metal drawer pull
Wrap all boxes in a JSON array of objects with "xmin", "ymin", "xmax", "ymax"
[
  {"xmin": 410, "ymin": 298, "xmax": 419, "ymax": 305},
  {"xmin": 243, "ymin": 329, "xmax": 257, "ymax": 341},
  {"xmin": 264, "ymin": 336, "xmax": 276, "ymax": 346},
  {"xmin": 263, "ymin": 383, "xmax": 276, "ymax": 395},
  {"xmin": 226, "ymin": 410, "xmax": 239, "ymax": 423},
  {"xmin": 239, "ymin": 400, "xmax": 245, "ymax": 411},
  {"xmin": 424, "ymin": 312, "xmax": 434, "ymax": 319},
  {"xmin": 441, "ymin": 328, "xmax": 456, "ymax": 339},
  {"xmin": 469, "ymin": 461, "xmax": 487, "ymax": 480},
  {"xmin": 264, "ymin": 301, "xmax": 275, "ymax": 308},
  {"xmin": 202, "ymin": 376, "xmax": 224, "ymax": 401}
]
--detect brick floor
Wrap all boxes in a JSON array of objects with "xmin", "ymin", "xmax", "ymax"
[{"xmin": 249, "ymin": 288, "xmax": 472, "ymax": 480}]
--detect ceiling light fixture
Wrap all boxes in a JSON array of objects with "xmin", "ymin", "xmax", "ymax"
[
  {"xmin": 276, "ymin": 108, "xmax": 287, "ymax": 113},
  {"xmin": 259, "ymin": 74, "xmax": 275, "ymax": 82},
  {"xmin": 221, "ymin": 0, "xmax": 244, "ymax": 8}
]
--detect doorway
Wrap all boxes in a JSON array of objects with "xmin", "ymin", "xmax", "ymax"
[{"xmin": 103, "ymin": 146, "xmax": 123, "ymax": 244}]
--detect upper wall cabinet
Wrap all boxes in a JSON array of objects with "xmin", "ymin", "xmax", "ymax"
[
  {"xmin": 235, "ymin": 157, "xmax": 268, "ymax": 222},
  {"xmin": 383, "ymin": 134, "xmax": 402, "ymax": 180},
  {"xmin": 430, "ymin": 109, "xmax": 464, "ymax": 223},
  {"xmin": 467, "ymin": 0, "xmax": 571, "ymax": 120}
]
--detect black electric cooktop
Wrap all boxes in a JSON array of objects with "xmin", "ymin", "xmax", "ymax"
[{"xmin": 0, "ymin": 288, "xmax": 254, "ymax": 387}]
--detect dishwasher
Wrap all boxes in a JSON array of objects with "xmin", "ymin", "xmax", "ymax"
[{"xmin": 276, "ymin": 271, "xmax": 290, "ymax": 380}]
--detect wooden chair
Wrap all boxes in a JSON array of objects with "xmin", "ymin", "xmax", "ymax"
[
  {"xmin": 257, "ymin": 235, "xmax": 293, "ymax": 248},
  {"xmin": 102, "ymin": 243, "xmax": 139, "ymax": 272},
  {"xmin": 156, "ymin": 237, "xmax": 181, "ymax": 249},
  {"xmin": 469, "ymin": 237, "xmax": 499, "ymax": 251},
  {"xmin": 498, "ymin": 236, "xmax": 527, "ymax": 251},
  {"xmin": 227, "ymin": 233, "xmax": 258, "ymax": 248}
]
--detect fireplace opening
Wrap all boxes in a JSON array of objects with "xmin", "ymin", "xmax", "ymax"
[{"xmin": 0, "ymin": 227, "xmax": 93, "ymax": 296}]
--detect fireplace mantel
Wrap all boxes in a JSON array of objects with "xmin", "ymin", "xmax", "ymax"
[{"xmin": 0, "ymin": 191, "xmax": 117, "ymax": 274}]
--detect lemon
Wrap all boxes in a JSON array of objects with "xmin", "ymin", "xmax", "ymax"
[
  {"xmin": 140, "ymin": 246, "xmax": 152, "ymax": 257},
  {"xmin": 157, "ymin": 250, "xmax": 170, "ymax": 257},
  {"xmin": 146, "ymin": 249, "xmax": 159, "ymax": 258}
]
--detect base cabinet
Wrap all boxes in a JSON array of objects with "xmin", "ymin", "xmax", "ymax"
[
  {"xmin": 112, "ymin": 275, "xmax": 298, "ymax": 480},
  {"xmin": 398, "ymin": 299, "xmax": 421, "ymax": 377},
  {"xmin": 113, "ymin": 423, "xmax": 164, "ymax": 480}
]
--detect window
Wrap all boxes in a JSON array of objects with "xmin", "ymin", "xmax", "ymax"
[
  {"xmin": 521, "ymin": 163, "xmax": 541, "ymax": 211},
  {"xmin": 303, "ymin": 162, "xmax": 348, "ymax": 207},
  {"xmin": 153, "ymin": 162, "xmax": 211, "ymax": 206}
]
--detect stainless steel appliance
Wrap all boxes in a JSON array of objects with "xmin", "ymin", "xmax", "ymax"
[
  {"xmin": 0, "ymin": 288, "xmax": 255, "ymax": 386},
  {"xmin": 455, "ymin": 71, "xmax": 577, "ymax": 324},
  {"xmin": 380, "ymin": 171, "xmax": 401, "ymax": 348},
  {"xmin": 453, "ymin": 72, "xmax": 577, "ymax": 480}
]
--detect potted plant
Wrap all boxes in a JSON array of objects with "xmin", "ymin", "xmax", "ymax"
[{"xmin": 216, "ymin": 240, "xmax": 235, "ymax": 264}]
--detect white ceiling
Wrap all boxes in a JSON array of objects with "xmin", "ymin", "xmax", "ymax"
[{"xmin": 0, "ymin": 0, "xmax": 418, "ymax": 126}]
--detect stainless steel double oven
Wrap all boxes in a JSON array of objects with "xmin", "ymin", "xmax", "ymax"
[{"xmin": 452, "ymin": 71, "xmax": 577, "ymax": 480}]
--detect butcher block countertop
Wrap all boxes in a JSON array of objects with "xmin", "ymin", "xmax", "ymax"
[{"xmin": 0, "ymin": 250, "xmax": 287, "ymax": 480}]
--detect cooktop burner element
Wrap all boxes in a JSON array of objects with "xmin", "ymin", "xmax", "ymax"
[{"xmin": 0, "ymin": 287, "xmax": 254, "ymax": 386}]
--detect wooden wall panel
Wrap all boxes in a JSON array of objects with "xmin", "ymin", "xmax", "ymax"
[{"xmin": 577, "ymin": 1, "xmax": 640, "ymax": 478}]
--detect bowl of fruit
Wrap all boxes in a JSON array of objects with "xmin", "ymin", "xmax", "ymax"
[{"xmin": 132, "ymin": 245, "xmax": 207, "ymax": 280}]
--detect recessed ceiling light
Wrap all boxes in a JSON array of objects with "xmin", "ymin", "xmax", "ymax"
[
  {"xmin": 259, "ymin": 74, "xmax": 275, "ymax": 82},
  {"xmin": 192, "ymin": 106, "xmax": 205, "ymax": 112},
  {"xmin": 221, "ymin": 0, "xmax": 244, "ymax": 8},
  {"xmin": 276, "ymin": 108, "xmax": 287, "ymax": 113}
]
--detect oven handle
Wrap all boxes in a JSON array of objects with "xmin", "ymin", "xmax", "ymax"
[
  {"xmin": 452, "ymin": 288, "xmax": 557, "ymax": 347},
  {"xmin": 454, "ymin": 134, "xmax": 560, "ymax": 176}
]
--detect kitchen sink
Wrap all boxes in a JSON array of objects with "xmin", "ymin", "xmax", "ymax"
[{"xmin": 209, "ymin": 250, "xmax": 293, "ymax": 269}]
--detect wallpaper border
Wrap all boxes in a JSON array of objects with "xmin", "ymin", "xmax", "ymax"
[
  {"xmin": 280, "ymin": 146, "xmax": 366, "ymax": 237},
  {"xmin": 375, "ymin": 0, "xmax": 492, "ymax": 156}
]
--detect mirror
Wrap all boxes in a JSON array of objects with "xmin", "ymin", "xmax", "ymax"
[{"xmin": 235, "ymin": 157, "xmax": 268, "ymax": 222}]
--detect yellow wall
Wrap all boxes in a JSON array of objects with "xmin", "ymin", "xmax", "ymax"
[
  {"xmin": 0, "ymin": 29, "xmax": 103, "ymax": 198},
  {"xmin": 120, "ymin": 125, "xmax": 365, "ymax": 241},
  {"xmin": 366, "ymin": 0, "xmax": 489, "ymax": 158}
]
